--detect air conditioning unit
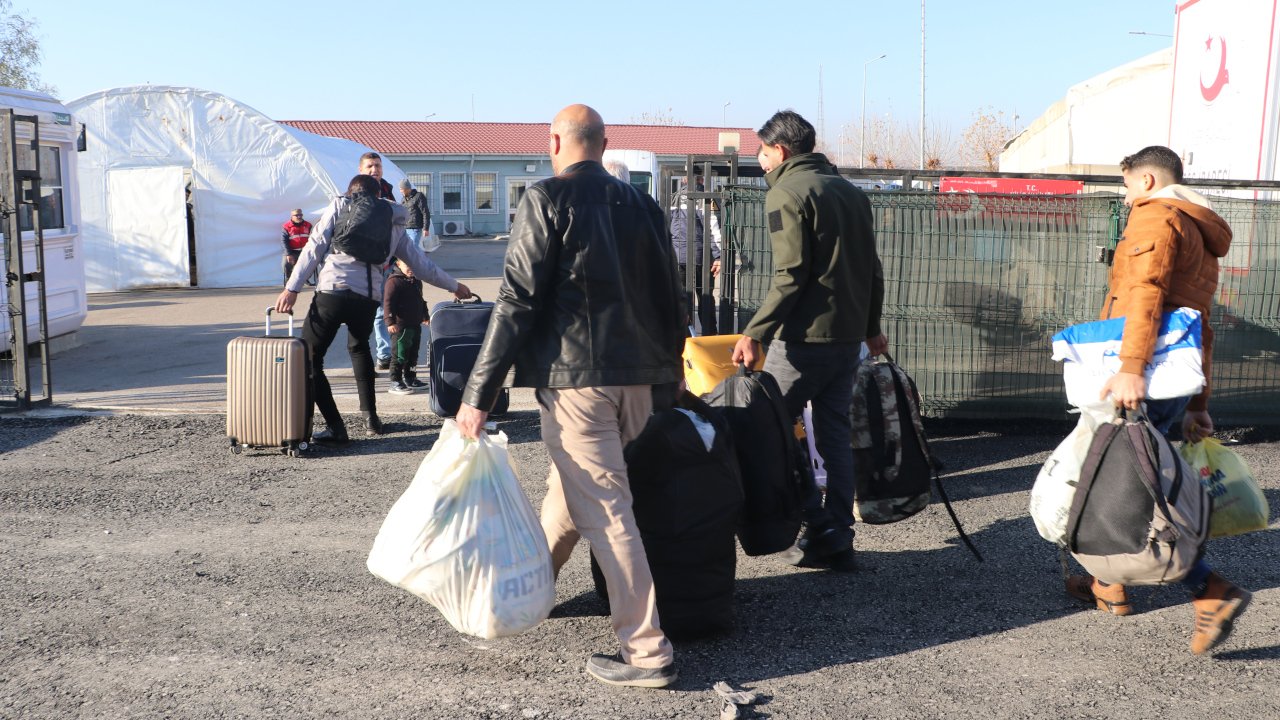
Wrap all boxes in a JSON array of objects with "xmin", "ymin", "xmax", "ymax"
[{"xmin": 441, "ymin": 220, "xmax": 466, "ymax": 236}]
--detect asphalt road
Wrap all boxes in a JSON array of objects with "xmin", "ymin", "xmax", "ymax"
[
  {"xmin": 3, "ymin": 235, "xmax": 1279, "ymax": 719},
  {"xmin": 3, "ymin": 410, "xmax": 1278, "ymax": 719}
]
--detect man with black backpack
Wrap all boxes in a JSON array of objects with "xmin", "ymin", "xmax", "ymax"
[
  {"xmin": 274, "ymin": 174, "xmax": 472, "ymax": 445},
  {"xmin": 731, "ymin": 110, "xmax": 888, "ymax": 572}
]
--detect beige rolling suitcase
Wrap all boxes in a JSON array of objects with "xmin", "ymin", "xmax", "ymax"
[{"xmin": 226, "ymin": 308, "xmax": 311, "ymax": 457}]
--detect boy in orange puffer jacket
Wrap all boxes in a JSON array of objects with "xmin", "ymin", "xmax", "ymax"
[{"xmin": 1066, "ymin": 145, "xmax": 1250, "ymax": 656}]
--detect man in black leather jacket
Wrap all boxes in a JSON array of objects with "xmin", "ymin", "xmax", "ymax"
[{"xmin": 456, "ymin": 104, "xmax": 684, "ymax": 689}]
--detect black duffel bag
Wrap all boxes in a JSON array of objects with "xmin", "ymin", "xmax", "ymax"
[{"xmin": 591, "ymin": 392, "xmax": 743, "ymax": 640}]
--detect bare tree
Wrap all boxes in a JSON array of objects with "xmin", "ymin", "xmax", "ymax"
[
  {"xmin": 961, "ymin": 107, "xmax": 1015, "ymax": 171},
  {"xmin": 0, "ymin": 0, "xmax": 52, "ymax": 93},
  {"xmin": 859, "ymin": 115, "xmax": 959, "ymax": 170},
  {"xmin": 629, "ymin": 108, "xmax": 685, "ymax": 126}
]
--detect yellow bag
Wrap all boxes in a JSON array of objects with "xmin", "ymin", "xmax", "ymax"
[
  {"xmin": 1179, "ymin": 438, "xmax": 1270, "ymax": 539},
  {"xmin": 682, "ymin": 335, "xmax": 764, "ymax": 397}
]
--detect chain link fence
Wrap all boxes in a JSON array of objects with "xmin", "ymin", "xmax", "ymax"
[{"xmin": 723, "ymin": 186, "xmax": 1280, "ymax": 424}]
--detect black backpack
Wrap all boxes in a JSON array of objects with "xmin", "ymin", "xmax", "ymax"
[
  {"xmin": 704, "ymin": 367, "xmax": 806, "ymax": 556},
  {"xmin": 850, "ymin": 355, "xmax": 982, "ymax": 560},
  {"xmin": 331, "ymin": 193, "xmax": 393, "ymax": 265}
]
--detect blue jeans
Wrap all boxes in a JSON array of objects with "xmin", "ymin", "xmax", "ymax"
[
  {"xmin": 762, "ymin": 340, "xmax": 861, "ymax": 548},
  {"xmin": 1145, "ymin": 396, "xmax": 1190, "ymax": 438},
  {"xmin": 372, "ymin": 267, "xmax": 392, "ymax": 361}
]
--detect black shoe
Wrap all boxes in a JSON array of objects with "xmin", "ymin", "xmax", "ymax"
[
  {"xmin": 405, "ymin": 374, "xmax": 426, "ymax": 389},
  {"xmin": 584, "ymin": 653, "xmax": 677, "ymax": 688},
  {"xmin": 311, "ymin": 428, "xmax": 350, "ymax": 446},
  {"xmin": 362, "ymin": 411, "xmax": 384, "ymax": 436},
  {"xmin": 388, "ymin": 380, "xmax": 412, "ymax": 396},
  {"xmin": 376, "ymin": 357, "xmax": 390, "ymax": 371},
  {"xmin": 794, "ymin": 525, "xmax": 857, "ymax": 572},
  {"xmin": 780, "ymin": 543, "xmax": 857, "ymax": 572}
]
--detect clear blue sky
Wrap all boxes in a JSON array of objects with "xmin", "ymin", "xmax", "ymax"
[{"xmin": 36, "ymin": 0, "xmax": 1174, "ymax": 142}]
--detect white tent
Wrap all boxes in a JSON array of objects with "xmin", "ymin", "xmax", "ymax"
[
  {"xmin": 67, "ymin": 86, "xmax": 404, "ymax": 292},
  {"xmin": 1000, "ymin": 48, "xmax": 1173, "ymax": 175}
]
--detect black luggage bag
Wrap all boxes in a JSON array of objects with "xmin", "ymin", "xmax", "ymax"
[
  {"xmin": 591, "ymin": 392, "xmax": 743, "ymax": 640},
  {"xmin": 426, "ymin": 297, "xmax": 509, "ymax": 417}
]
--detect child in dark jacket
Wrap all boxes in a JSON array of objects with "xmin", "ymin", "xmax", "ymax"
[{"xmin": 382, "ymin": 258, "xmax": 429, "ymax": 394}]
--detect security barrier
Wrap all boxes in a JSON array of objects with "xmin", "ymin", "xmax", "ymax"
[{"xmin": 723, "ymin": 186, "xmax": 1280, "ymax": 425}]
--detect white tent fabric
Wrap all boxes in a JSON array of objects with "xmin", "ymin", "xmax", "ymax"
[
  {"xmin": 67, "ymin": 86, "xmax": 404, "ymax": 292},
  {"xmin": 1000, "ymin": 49, "xmax": 1173, "ymax": 174}
]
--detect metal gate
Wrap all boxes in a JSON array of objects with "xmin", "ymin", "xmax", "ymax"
[
  {"xmin": 1, "ymin": 108, "xmax": 53, "ymax": 411},
  {"xmin": 663, "ymin": 153, "xmax": 755, "ymax": 336}
]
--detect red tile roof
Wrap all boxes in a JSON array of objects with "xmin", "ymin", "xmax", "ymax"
[{"xmin": 280, "ymin": 120, "xmax": 761, "ymax": 157}]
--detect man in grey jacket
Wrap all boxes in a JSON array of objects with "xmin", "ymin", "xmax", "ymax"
[
  {"xmin": 275, "ymin": 174, "xmax": 471, "ymax": 444},
  {"xmin": 455, "ymin": 104, "xmax": 683, "ymax": 689}
]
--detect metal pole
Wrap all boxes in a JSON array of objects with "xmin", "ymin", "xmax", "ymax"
[
  {"xmin": 920, "ymin": 0, "xmax": 927, "ymax": 170},
  {"xmin": 722, "ymin": 101, "xmax": 730, "ymax": 127},
  {"xmin": 861, "ymin": 53, "xmax": 885, "ymax": 168}
]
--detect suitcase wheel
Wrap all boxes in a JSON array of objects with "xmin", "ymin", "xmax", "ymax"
[{"xmin": 229, "ymin": 439, "xmax": 242, "ymax": 455}]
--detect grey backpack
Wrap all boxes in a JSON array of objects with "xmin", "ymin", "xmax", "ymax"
[
  {"xmin": 849, "ymin": 356, "xmax": 982, "ymax": 560},
  {"xmin": 1065, "ymin": 410, "xmax": 1210, "ymax": 585}
]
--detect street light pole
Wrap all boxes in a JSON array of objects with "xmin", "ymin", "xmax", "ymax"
[
  {"xmin": 722, "ymin": 101, "xmax": 731, "ymax": 127},
  {"xmin": 860, "ymin": 53, "xmax": 886, "ymax": 168}
]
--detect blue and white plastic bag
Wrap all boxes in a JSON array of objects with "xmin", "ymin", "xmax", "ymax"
[
  {"xmin": 1051, "ymin": 308, "xmax": 1205, "ymax": 409},
  {"xmin": 367, "ymin": 421, "xmax": 554, "ymax": 639}
]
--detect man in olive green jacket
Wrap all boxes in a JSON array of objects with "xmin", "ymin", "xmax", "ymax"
[{"xmin": 732, "ymin": 109, "xmax": 888, "ymax": 571}]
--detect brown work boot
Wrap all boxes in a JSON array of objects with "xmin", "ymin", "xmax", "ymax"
[
  {"xmin": 1065, "ymin": 574, "xmax": 1133, "ymax": 616},
  {"xmin": 1190, "ymin": 572, "xmax": 1252, "ymax": 655}
]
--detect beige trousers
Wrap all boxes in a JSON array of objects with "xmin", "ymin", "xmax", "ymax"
[{"xmin": 537, "ymin": 385, "xmax": 673, "ymax": 669}]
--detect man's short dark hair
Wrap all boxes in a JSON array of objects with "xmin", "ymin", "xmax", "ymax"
[
  {"xmin": 757, "ymin": 110, "xmax": 816, "ymax": 155},
  {"xmin": 1120, "ymin": 145, "xmax": 1183, "ymax": 183},
  {"xmin": 348, "ymin": 174, "xmax": 380, "ymax": 196},
  {"xmin": 359, "ymin": 151, "xmax": 382, "ymax": 164}
]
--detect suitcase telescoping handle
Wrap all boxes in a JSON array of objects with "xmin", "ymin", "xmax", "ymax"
[{"xmin": 264, "ymin": 307, "xmax": 295, "ymax": 337}]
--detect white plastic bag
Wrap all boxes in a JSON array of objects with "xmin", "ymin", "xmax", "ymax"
[
  {"xmin": 1029, "ymin": 408, "xmax": 1110, "ymax": 545},
  {"xmin": 367, "ymin": 420, "xmax": 554, "ymax": 639},
  {"xmin": 421, "ymin": 227, "xmax": 442, "ymax": 253},
  {"xmin": 1051, "ymin": 308, "xmax": 1205, "ymax": 409}
]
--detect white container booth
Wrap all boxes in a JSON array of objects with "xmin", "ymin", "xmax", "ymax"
[{"xmin": 0, "ymin": 87, "xmax": 87, "ymax": 353}]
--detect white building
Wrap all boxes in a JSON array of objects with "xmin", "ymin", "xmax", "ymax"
[
  {"xmin": 0, "ymin": 87, "xmax": 87, "ymax": 347},
  {"xmin": 67, "ymin": 86, "xmax": 403, "ymax": 292},
  {"xmin": 1000, "ymin": 48, "xmax": 1173, "ymax": 175}
]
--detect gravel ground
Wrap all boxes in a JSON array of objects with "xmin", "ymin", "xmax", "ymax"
[{"xmin": 2, "ymin": 411, "xmax": 1278, "ymax": 719}]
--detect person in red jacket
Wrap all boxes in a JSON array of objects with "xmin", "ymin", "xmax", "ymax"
[{"xmin": 280, "ymin": 209, "xmax": 312, "ymax": 287}]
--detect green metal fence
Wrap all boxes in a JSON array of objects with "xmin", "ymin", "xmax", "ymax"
[{"xmin": 723, "ymin": 186, "xmax": 1280, "ymax": 425}]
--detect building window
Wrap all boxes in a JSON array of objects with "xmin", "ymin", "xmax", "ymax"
[
  {"xmin": 441, "ymin": 172, "xmax": 465, "ymax": 214},
  {"xmin": 473, "ymin": 172, "xmax": 497, "ymax": 213},
  {"xmin": 406, "ymin": 172, "xmax": 432, "ymax": 211},
  {"xmin": 17, "ymin": 145, "xmax": 65, "ymax": 232}
]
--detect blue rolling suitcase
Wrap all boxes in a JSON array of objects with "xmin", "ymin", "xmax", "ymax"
[{"xmin": 427, "ymin": 297, "xmax": 510, "ymax": 417}]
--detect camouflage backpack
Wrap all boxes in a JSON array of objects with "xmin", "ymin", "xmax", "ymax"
[{"xmin": 850, "ymin": 355, "xmax": 982, "ymax": 560}]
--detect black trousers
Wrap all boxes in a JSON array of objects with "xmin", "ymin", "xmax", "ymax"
[
  {"xmin": 302, "ymin": 290, "xmax": 379, "ymax": 430},
  {"xmin": 283, "ymin": 251, "xmax": 301, "ymax": 287},
  {"xmin": 678, "ymin": 263, "xmax": 717, "ymax": 336}
]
